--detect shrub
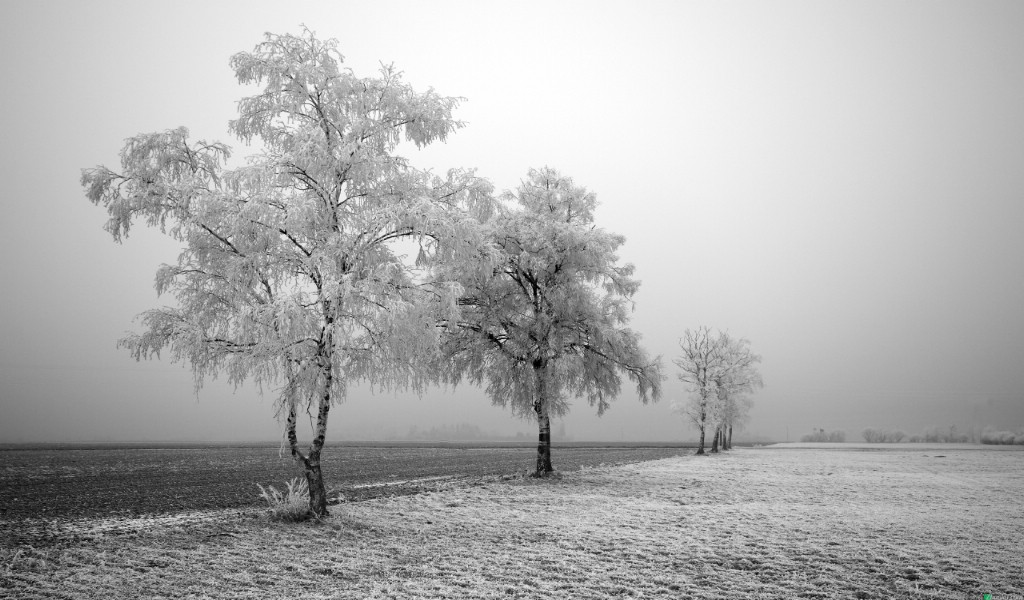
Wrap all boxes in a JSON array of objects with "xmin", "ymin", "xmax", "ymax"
[
  {"xmin": 981, "ymin": 427, "xmax": 1024, "ymax": 445},
  {"xmin": 921, "ymin": 425, "xmax": 970, "ymax": 444},
  {"xmin": 862, "ymin": 428, "xmax": 881, "ymax": 443},
  {"xmin": 258, "ymin": 477, "xmax": 312, "ymax": 522},
  {"xmin": 800, "ymin": 429, "xmax": 824, "ymax": 442},
  {"xmin": 863, "ymin": 428, "xmax": 906, "ymax": 443}
]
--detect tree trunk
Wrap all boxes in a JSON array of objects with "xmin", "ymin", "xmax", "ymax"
[
  {"xmin": 304, "ymin": 451, "xmax": 329, "ymax": 518},
  {"xmin": 711, "ymin": 427, "xmax": 720, "ymax": 453},
  {"xmin": 535, "ymin": 404, "xmax": 553, "ymax": 475},
  {"xmin": 306, "ymin": 358, "xmax": 333, "ymax": 518},
  {"xmin": 285, "ymin": 401, "xmax": 330, "ymax": 519},
  {"xmin": 695, "ymin": 402, "xmax": 707, "ymax": 455},
  {"xmin": 533, "ymin": 361, "xmax": 554, "ymax": 476},
  {"xmin": 283, "ymin": 351, "xmax": 334, "ymax": 519},
  {"xmin": 727, "ymin": 424, "xmax": 733, "ymax": 450}
]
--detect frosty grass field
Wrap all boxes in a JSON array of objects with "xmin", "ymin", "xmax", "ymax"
[{"xmin": 2, "ymin": 444, "xmax": 1022, "ymax": 599}]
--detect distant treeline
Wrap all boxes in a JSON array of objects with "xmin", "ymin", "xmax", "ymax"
[
  {"xmin": 801, "ymin": 425, "xmax": 1024, "ymax": 445},
  {"xmin": 385, "ymin": 423, "xmax": 572, "ymax": 443},
  {"xmin": 864, "ymin": 425, "xmax": 1024, "ymax": 444},
  {"xmin": 980, "ymin": 428, "xmax": 1024, "ymax": 445}
]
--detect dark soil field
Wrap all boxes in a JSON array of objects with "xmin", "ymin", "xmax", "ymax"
[{"xmin": 0, "ymin": 442, "xmax": 688, "ymax": 541}]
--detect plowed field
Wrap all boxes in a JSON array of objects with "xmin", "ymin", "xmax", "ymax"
[{"xmin": 0, "ymin": 443, "xmax": 687, "ymax": 540}]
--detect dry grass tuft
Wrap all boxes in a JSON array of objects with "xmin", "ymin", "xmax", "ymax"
[{"xmin": 256, "ymin": 477, "xmax": 311, "ymax": 522}]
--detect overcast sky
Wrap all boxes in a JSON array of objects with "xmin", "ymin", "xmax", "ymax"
[{"xmin": 1, "ymin": 0, "xmax": 1022, "ymax": 444}]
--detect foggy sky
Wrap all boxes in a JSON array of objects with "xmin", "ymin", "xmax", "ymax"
[{"xmin": 1, "ymin": 0, "xmax": 1023, "ymax": 444}]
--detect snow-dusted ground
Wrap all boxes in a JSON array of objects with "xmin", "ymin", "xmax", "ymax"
[
  {"xmin": 765, "ymin": 441, "xmax": 1024, "ymax": 451},
  {"xmin": 3, "ymin": 447, "xmax": 1021, "ymax": 599}
]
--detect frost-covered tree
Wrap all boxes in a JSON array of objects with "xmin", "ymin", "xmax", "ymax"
[
  {"xmin": 675, "ymin": 329, "xmax": 762, "ymax": 454},
  {"xmin": 673, "ymin": 327, "xmax": 723, "ymax": 455},
  {"xmin": 708, "ymin": 333, "xmax": 762, "ymax": 451},
  {"xmin": 82, "ymin": 30, "xmax": 491, "ymax": 517},
  {"xmin": 438, "ymin": 168, "xmax": 663, "ymax": 475},
  {"xmin": 719, "ymin": 394, "xmax": 754, "ymax": 450}
]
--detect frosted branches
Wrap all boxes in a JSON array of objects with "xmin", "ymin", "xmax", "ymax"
[
  {"xmin": 439, "ymin": 168, "xmax": 664, "ymax": 421},
  {"xmin": 673, "ymin": 327, "xmax": 763, "ymax": 453}
]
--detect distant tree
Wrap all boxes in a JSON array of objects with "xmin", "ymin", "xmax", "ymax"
[
  {"xmin": 800, "ymin": 428, "xmax": 845, "ymax": 443},
  {"xmin": 708, "ymin": 333, "xmax": 762, "ymax": 452},
  {"xmin": 800, "ymin": 429, "xmax": 823, "ymax": 443},
  {"xmin": 673, "ymin": 327, "xmax": 723, "ymax": 455},
  {"xmin": 438, "ymin": 168, "xmax": 663, "ymax": 476},
  {"xmin": 721, "ymin": 394, "xmax": 754, "ymax": 449},
  {"xmin": 862, "ymin": 428, "xmax": 905, "ymax": 443},
  {"xmin": 981, "ymin": 427, "xmax": 1024, "ymax": 445},
  {"xmin": 82, "ymin": 30, "xmax": 492, "ymax": 517},
  {"xmin": 921, "ymin": 425, "xmax": 969, "ymax": 443}
]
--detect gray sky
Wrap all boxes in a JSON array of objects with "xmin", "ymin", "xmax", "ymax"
[{"xmin": 1, "ymin": 0, "xmax": 1022, "ymax": 443}]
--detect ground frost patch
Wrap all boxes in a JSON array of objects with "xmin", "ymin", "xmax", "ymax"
[{"xmin": 2, "ymin": 447, "xmax": 1021, "ymax": 598}]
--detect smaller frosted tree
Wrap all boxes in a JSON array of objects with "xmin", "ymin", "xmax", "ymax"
[
  {"xmin": 674, "ymin": 328, "xmax": 762, "ymax": 453},
  {"xmin": 708, "ymin": 333, "xmax": 762, "ymax": 451},
  {"xmin": 673, "ymin": 327, "xmax": 723, "ymax": 455},
  {"xmin": 717, "ymin": 394, "xmax": 754, "ymax": 450},
  {"xmin": 439, "ymin": 168, "xmax": 663, "ymax": 475}
]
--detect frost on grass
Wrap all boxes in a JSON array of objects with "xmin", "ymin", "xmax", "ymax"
[{"xmin": 2, "ymin": 448, "xmax": 1022, "ymax": 599}]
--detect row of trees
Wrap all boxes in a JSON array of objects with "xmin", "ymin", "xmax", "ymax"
[
  {"xmin": 672, "ymin": 327, "xmax": 763, "ymax": 454},
  {"xmin": 796, "ymin": 426, "xmax": 1010, "ymax": 444},
  {"xmin": 83, "ymin": 30, "xmax": 662, "ymax": 517}
]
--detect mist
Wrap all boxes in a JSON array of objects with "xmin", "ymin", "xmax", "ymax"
[{"xmin": 2, "ymin": 0, "xmax": 1023, "ymax": 444}]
